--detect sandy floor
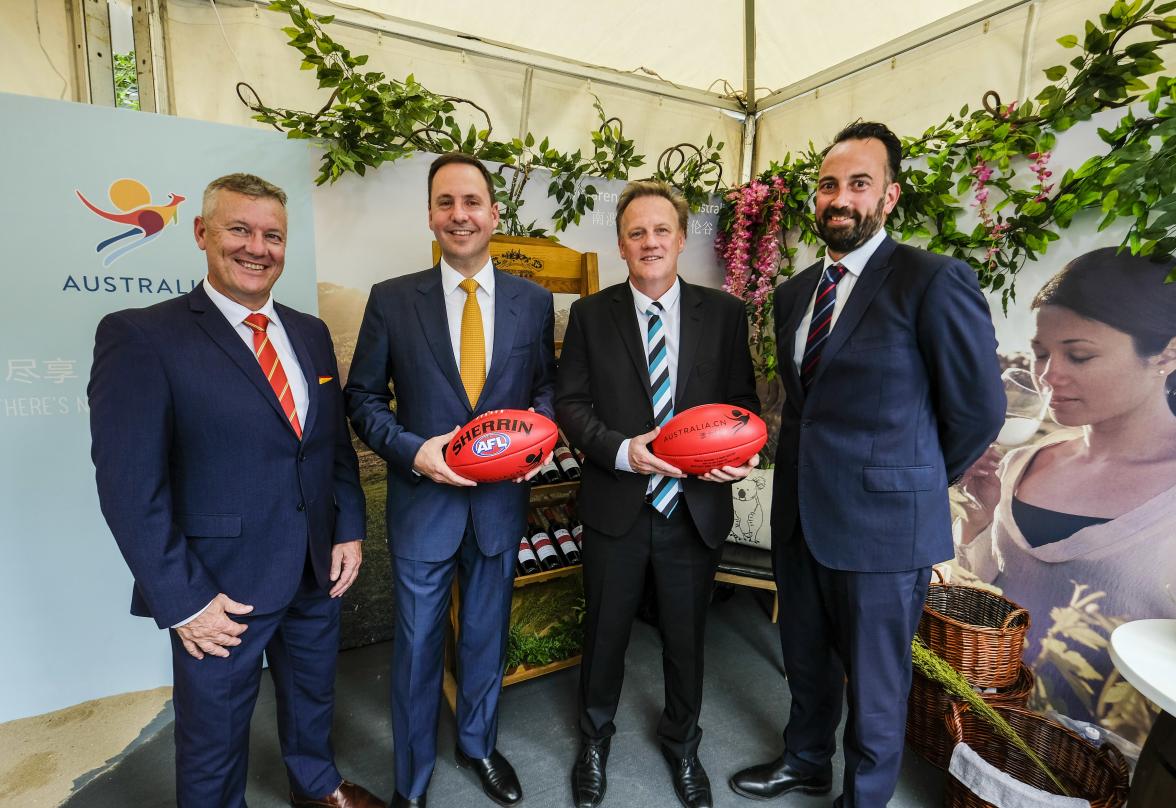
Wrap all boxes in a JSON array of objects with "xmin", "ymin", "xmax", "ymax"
[{"xmin": 0, "ymin": 687, "xmax": 171, "ymax": 807}]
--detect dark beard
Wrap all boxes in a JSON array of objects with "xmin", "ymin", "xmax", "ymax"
[{"xmin": 816, "ymin": 196, "xmax": 886, "ymax": 254}]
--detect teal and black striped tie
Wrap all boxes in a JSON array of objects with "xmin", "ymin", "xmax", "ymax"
[{"xmin": 646, "ymin": 302, "xmax": 678, "ymax": 516}]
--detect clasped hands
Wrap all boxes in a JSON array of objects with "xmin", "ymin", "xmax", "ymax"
[{"xmin": 628, "ymin": 426, "xmax": 759, "ymax": 482}]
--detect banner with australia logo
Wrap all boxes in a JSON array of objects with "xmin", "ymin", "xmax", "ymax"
[{"xmin": 0, "ymin": 91, "xmax": 317, "ymax": 721}]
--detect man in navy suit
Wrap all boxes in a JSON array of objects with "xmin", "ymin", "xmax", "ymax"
[
  {"xmin": 90, "ymin": 173, "xmax": 383, "ymax": 808},
  {"xmin": 729, "ymin": 123, "xmax": 1005, "ymax": 807},
  {"xmin": 345, "ymin": 153, "xmax": 556, "ymax": 808}
]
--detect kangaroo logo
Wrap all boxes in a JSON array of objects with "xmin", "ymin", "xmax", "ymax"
[
  {"xmin": 729, "ymin": 408, "xmax": 751, "ymax": 433},
  {"xmin": 76, "ymin": 178, "xmax": 185, "ymax": 267}
]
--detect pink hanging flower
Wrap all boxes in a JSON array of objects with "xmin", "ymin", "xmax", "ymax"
[{"xmin": 1028, "ymin": 151, "xmax": 1053, "ymax": 202}]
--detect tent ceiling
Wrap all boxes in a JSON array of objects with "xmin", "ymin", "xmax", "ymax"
[{"xmin": 283, "ymin": 0, "xmax": 1024, "ymax": 106}]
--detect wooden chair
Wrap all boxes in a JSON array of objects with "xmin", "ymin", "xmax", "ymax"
[
  {"xmin": 432, "ymin": 234, "xmax": 600, "ymax": 350},
  {"xmin": 715, "ymin": 543, "xmax": 778, "ymax": 622}
]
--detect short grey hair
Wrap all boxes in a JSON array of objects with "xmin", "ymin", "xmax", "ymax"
[{"xmin": 202, "ymin": 173, "xmax": 287, "ymax": 218}]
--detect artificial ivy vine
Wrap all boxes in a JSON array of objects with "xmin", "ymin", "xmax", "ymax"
[
  {"xmin": 245, "ymin": 0, "xmax": 1172, "ymax": 380},
  {"xmin": 718, "ymin": 0, "xmax": 1174, "ymax": 376},
  {"xmin": 243, "ymin": 0, "xmax": 725, "ymax": 237}
]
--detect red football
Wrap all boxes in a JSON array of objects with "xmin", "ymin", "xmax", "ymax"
[
  {"xmin": 650, "ymin": 404, "xmax": 767, "ymax": 475},
  {"xmin": 445, "ymin": 408, "xmax": 558, "ymax": 483}
]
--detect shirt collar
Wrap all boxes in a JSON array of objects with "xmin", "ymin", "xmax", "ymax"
[
  {"xmin": 630, "ymin": 277, "xmax": 681, "ymax": 315},
  {"xmin": 440, "ymin": 257, "xmax": 496, "ymax": 297},
  {"xmin": 202, "ymin": 277, "xmax": 277, "ymax": 326},
  {"xmin": 823, "ymin": 227, "xmax": 888, "ymax": 278}
]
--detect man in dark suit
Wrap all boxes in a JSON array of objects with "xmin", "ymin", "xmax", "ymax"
[
  {"xmin": 89, "ymin": 173, "xmax": 383, "ymax": 808},
  {"xmin": 556, "ymin": 180, "xmax": 759, "ymax": 808},
  {"xmin": 729, "ymin": 122, "xmax": 1005, "ymax": 807},
  {"xmin": 345, "ymin": 153, "xmax": 556, "ymax": 808}
]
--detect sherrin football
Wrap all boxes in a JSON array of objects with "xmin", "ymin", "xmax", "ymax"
[
  {"xmin": 444, "ymin": 408, "xmax": 558, "ymax": 483},
  {"xmin": 650, "ymin": 404, "xmax": 767, "ymax": 475}
]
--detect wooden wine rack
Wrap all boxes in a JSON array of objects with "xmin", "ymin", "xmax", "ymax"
[{"xmin": 442, "ymin": 480, "xmax": 584, "ymax": 711}]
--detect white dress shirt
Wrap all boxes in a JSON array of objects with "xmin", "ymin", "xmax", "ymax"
[
  {"xmin": 202, "ymin": 278, "xmax": 309, "ymax": 422},
  {"xmin": 177, "ymin": 279, "xmax": 310, "ymax": 629},
  {"xmin": 616, "ymin": 278, "xmax": 682, "ymax": 474},
  {"xmin": 440, "ymin": 258, "xmax": 495, "ymax": 374},
  {"xmin": 792, "ymin": 227, "xmax": 889, "ymax": 371}
]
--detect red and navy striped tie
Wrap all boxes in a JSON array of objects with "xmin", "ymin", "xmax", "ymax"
[
  {"xmin": 800, "ymin": 263, "xmax": 848, "ymax": 389},
  {"xmin": 646, "ymin": 302, "xmax": 678, "ymax": 517}
]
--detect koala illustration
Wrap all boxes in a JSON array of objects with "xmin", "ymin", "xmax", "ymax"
[{"xmin": 729, "ymin": 474, "xmax": 767, "ymax": 545}]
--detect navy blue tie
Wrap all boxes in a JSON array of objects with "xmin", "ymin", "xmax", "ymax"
[{"xmin": 800, "ymin": 263, "xmax": 848, "ymax": 389}]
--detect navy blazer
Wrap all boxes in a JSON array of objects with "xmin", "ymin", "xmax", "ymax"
[
  {"xmin": 89, "ymin": 284, "xmax": 366, "ymax": 629},
  {"xmin": 772, "ymin": 237, "xmax": 1004, "ymax": 572},
  {"xmin": 344, "ymin": 266, "xmax": 556, "ymax": 562},
  {"xmin": 555, "ymin": 279, "xmax": 759, "ymax": 546}
]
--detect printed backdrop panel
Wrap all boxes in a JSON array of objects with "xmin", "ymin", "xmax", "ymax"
[{"xmin": 0, "ymin": 92, "xmax": 318, "ymax": 721}]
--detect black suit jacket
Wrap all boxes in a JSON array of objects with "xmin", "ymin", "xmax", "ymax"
[{"xmin": 555, "ymin": 278, "xmax": 759, "ymax": 546}]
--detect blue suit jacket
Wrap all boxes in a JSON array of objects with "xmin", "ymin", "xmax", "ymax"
[
  {"xmin": 772, "ymin": 237, "xmax": 1004, "ymax": 572},
  {"xmin": 89, "ymin": 284, "xmax": 366, "ymax": 629},
  {"xmin": 344, "ymin": 266, "xmax": 556, "ymax": 561}
]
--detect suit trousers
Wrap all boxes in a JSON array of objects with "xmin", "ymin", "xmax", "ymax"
[
  {"xmin": 774, "ymin": 523, "xmax": 929, "ymax": 808},
  {"xmin": 578, "ymin": 500, "xmax": 723, "ymax": 758},
  {"xmin": 170, "ymin": 558, "xmax": 343, "ymax": 808},
  {"xmin": 390, "ymin": 518, "xmax": 515, "ymax": 799}
]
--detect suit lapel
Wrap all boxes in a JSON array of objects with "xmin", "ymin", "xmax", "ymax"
[
  {"xmin": 277, "ymin": 303, "xmax": 318, "ymax": 439},
  {"xmin": 189, "ymin": 285, "xmax": 298, "ymax": 437},
  {"xmin": 675, "ymin": 280, "xmax": 704, "ymax": 404},
  {"xmin": 609, "ymin": 284, "xmax": 652, "ymax": 400},
  {"xmin": 806, "ymin": 236, "xmax": 898, "ymax": 390},
  {"xmin": 778, "ymin": 264, "xmax": 821, "ymax": 406},
  {"xmin": 415, "ymin": 266, "xmax": 471, "ymax": 413},
  {"xmin": 480, "ymin": 270, "xmax": 521, "ymax": 409}
]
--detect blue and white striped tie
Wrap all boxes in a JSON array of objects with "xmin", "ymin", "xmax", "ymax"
[{"xmin": 646, "ymin": 302, "xmax": 678, "ymax": 516}]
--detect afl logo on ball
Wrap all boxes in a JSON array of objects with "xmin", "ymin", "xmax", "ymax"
[{"xmin": 472, "ymin": 433, "xmax": 511, "ymax": 458}]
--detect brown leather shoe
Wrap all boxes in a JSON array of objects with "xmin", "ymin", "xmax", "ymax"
[{"xmin": 290, "ymin": 779, "xmax": 387, "ymax": 808}]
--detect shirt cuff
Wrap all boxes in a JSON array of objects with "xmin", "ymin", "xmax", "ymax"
[
  {"xmin": 615, "ymin": 439, "xmax": 634, "ymax": 472},
  {"xmin": 171, "ymin": 598, "xmax": 215, "ymax": 629}
]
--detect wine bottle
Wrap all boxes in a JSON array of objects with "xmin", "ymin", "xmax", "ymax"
[
  {"xmin": 528, "ymin": 511, "xmax": 562, "ymax": 571},
  {"xmin": 517, "ymin": 533, "xmax": 541, "ymax": 576},
  {"xmin": 537, "ymin": 453, "xmax": 563, "ymax": 484},
  {"xmin": 563, "ymin": 503, "xmax": 584, "ymax": 550},
  {"xmin": 544, "ymin": 507, "xmax": 581, "ymax": 565},
  {"xmin": 553, "ymin": 437, "xmax": 582, "ymax": 480},
  {"xmin": 560, "ymin": 428, "xmax": 587, "ymax": 466}
]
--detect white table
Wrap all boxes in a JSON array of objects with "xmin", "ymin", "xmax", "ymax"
[{"xmin": 1108, "ymin": 619, "xmax": 1176, "ymax": 807}]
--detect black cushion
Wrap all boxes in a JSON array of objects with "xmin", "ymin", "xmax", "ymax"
[{"xmin": 717, "ymin": 542, "xmax": 773, "ymax": 581}]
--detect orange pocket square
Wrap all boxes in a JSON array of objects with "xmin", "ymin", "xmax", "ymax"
[{"xmin": 318, "ymin": 375, "xmax": 334, "ymax": 384}]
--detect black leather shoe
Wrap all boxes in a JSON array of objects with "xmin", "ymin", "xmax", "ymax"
[
  {"xmin": 728, "ymin": 755, "xmax": 832, "ymax": 800},
  {"xmin": 455, "ymin": 747, "xmax": 522, "ymax": 806},
  {"xmin": 661, "ymin": 749, "xmax": 712, "ymax": 808},
  {"xmin": 390, "ymin": 794, "xmax": 425, "ymax": 808},
  {"xmin": 571, "ymin": 738, "xmax": 610, "ymax": 808}
]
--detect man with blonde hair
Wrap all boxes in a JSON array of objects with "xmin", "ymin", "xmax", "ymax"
[{"xmin": 556, "ymin": 179, "xmax": 759, "ymax": 808}]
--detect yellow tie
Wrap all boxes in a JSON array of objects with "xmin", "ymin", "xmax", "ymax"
[{"xmin": 459, "ymin": 278, "xmax": 486, "ymax": 408}]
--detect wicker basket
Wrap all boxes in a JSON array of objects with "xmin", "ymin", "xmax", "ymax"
[
  {"xmin": 918, "ymin": 568, "xmax": 1030, "ymax": 689},
  {"xmin": 905, "ymin": 662, "xmax": 1034, "ymax": 769},
  {"xmin": 943, "ymin": 703, "xmax": 1129, "ymax": 808}
]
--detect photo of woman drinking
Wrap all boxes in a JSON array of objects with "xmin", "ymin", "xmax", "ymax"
[{"xmin": 953, "ymin": 247, "xmax": 1176, "ymax": 746}]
